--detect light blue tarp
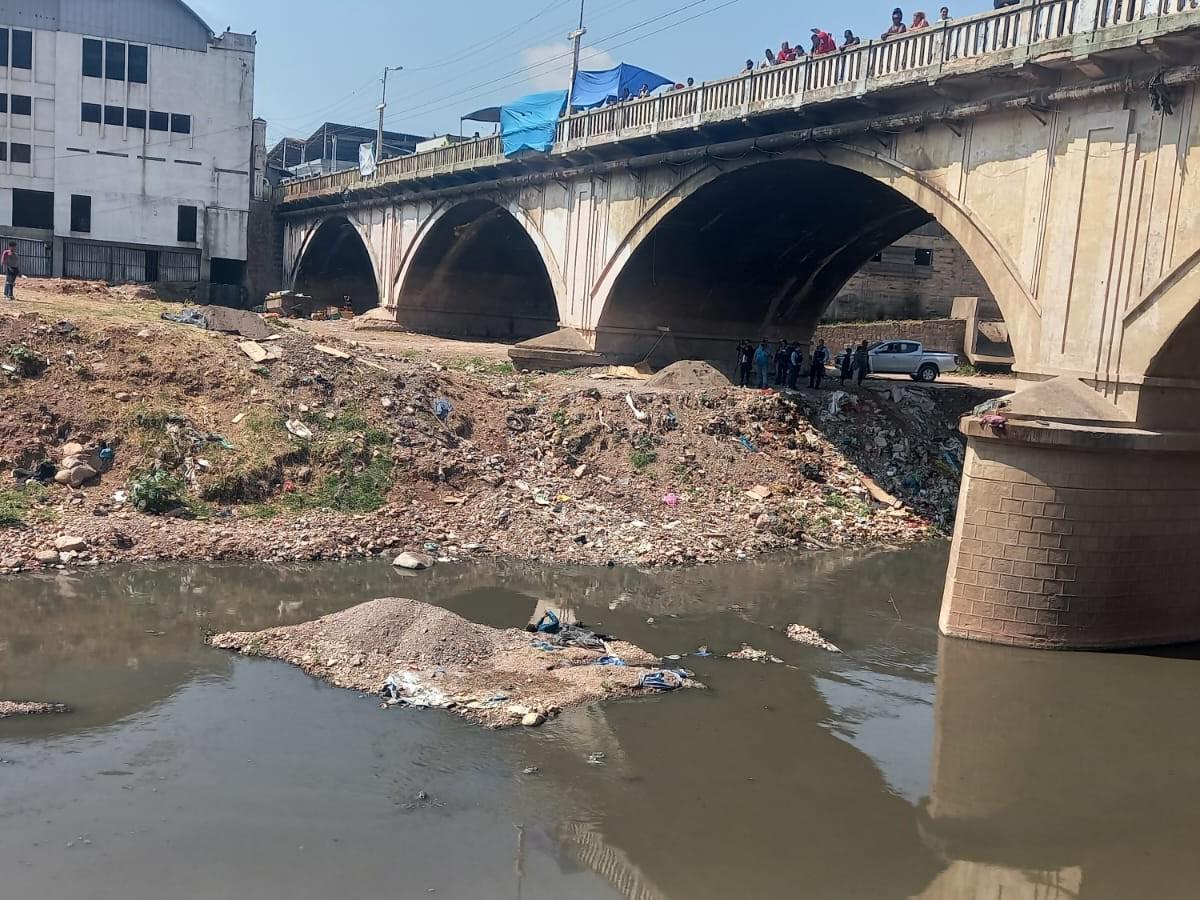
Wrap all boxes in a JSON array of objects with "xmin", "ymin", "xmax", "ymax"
[
  {"xmin": 570, "ymin": 64, "xmax": 672, "ymax": 109},
  {"xmin": 500, "ymin": 90, "xmax": 568, "ymax": 156}
]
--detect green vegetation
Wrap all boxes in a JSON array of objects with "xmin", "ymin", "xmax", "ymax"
[
  {"xmin": 630, "ymin": 433, "xmax": 659, "ymax": 469},
  {"xmin": 6, "ymin": 344, "xmax": 45, "ymax": 377},
  {"xmin": 282, "ymin": 454, "xmax": 393, "ymax": 514},
  {"xmin": 955, "ymin": 362, "xmax": 980, "ymax": 376},
  {"xmin": 130, "ymin": 469, "xmax": 187, "ymax": 514},
  {"xmin": 823, "ymin": 492, "xmax": 847, "ymax": 510},
  {"xmin": 449, "ymin": 355, "xmax": 515, "ymax": 376},
  {"xmin": 551, "ymin": 408, "xmax": 568, "ymax": 428},
  {"xmin": 0, "ymin": 483, "xmax": 52, "ymax": 527}
]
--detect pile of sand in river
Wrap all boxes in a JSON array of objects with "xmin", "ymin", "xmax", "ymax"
[{"xmin": 209, "ymin": 598, "xmax": 698, "ymax": 727}]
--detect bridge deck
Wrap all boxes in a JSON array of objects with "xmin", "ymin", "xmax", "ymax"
[{"xmin": 278, "ymin": 0, "xmax": 1200, "ymax": 207}]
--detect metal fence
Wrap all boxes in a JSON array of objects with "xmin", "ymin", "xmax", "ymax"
[
  {"xmin": 4, "ymin": 236, "xmax": 53, "ymax": 276},
  {"xmin": 64, "ymin": 241, "xmax": 200, "ymax": 283}
]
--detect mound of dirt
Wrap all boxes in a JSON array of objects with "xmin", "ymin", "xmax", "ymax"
[
  {"xmin": 209, "ymin": 598, "xmax": 698, "ymax": 727},
  {"xmin": 645, "ymin": 359, "xmax": 731, "ymax": 391},
  {"xmin": 0, "ymin": 700, "xmax": 69, "ymax": 718}
]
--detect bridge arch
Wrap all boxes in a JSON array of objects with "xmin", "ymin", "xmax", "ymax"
[
  {"xmin": 392, "ymin": 198, "xmax": 563, "ymax": 341},
  {"xmin": 291, "ymin": 214, "xmax": 380, "ymax": 314},
  {"xmin": 590, "ymin": 145, "xmax": 1038, "ymax": 369}
]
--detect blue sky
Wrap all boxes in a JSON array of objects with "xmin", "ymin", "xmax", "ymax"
[{"xmin": 190, "ymin": 0, "xmax": 991, "ymax": 147}]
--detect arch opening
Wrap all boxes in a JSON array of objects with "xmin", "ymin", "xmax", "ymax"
[
  {"xmin": 293, "ymin": 216, "xmax": 379, "ymax": 314},
  {"xmin": 394, "ymin": 200, "xmax": 559, "ymax": 341},
  {"xmin": 1139, "ymin": 300, "xmax": 1200, "ymax": 426},
  {"xmin": 595, "ymin": 159, "xmax": 1008, "ymax": 373}
]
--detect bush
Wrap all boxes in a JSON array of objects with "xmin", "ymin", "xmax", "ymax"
[
  {"xmin": 130, "ymin": 469, "xmax": 187, "ymax": 514},
  {"xmin": 6, "ymin": 344, "xmax": 45, "ymax": 377}
]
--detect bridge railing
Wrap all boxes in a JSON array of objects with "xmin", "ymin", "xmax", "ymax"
[{"xmin": 278, "ymin": 0, "xmax": 1196, "ymax": 204}]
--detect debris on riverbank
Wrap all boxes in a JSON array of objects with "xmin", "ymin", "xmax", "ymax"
[
  {"xmin": 0, "ymin": 700, "xmax": 69, "ymax": 718},
  {"xmin": 785, "ymin": 624, "xmax": 842, "ymax": 653},
  {"xmin": 209, "ymin": 598, "xmax": 699, "ymax": 727},
  {"xmin": 0, "ymin": 283, "xmax": 1002, "ymax": 573}
]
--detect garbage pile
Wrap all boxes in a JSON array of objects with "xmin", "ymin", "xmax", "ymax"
[
  {"xmin": 209, "ymin": 598, "xmax": 700, "ymax": 728},
  {"xmin": 0, "ymin": 700, "xmax": 69, "ymax": 718}
]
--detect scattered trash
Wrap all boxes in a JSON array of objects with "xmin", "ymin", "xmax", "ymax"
[
  {"xmin": 858, "ymin": 474, "xmax": 902, "ymax": 509},
  {"xmin": 694, "ymin": 646, "xmax": 712, "ymax": 657},
  {"xmin": 595, "ymin": 655, "xmax": 626, "ymax": 667},
  {"xmin": 625, "ymin": 393, "xmax": 648, "ymax": 421},
  {"xmin": 785, "ymin": 624, "xmax": 842, "ymax": 653},
  {"xmin": 662, "ymin": 492, "xmax": 679, "ymax": 508},
  {"xmin": 638, "ymin": 669, "xmax": 690, "ymax": 691},
  {"xmin": 737, "ymin": 436, "xmax": 758, "ymax": 453},
  {"xmin": 727, "ymin": 644, "xmax": 769, "ymax": 662},
  {"xmin": 434, "ymin": 398, "xmax": 453, "ymax": 421},
  {"xmin": 587, "ymin": 752, "xmax": 607, "ymax": 765},
  {"xmin": 238, "ymin": 341, "xmax": 279, "ymax": 364},
  {"xmin": 664, "ymin": 410, "xmax": 679, "ymax": 430},
  {"xmin": 160, "ymin": 308, "xmax": 208, "ymax": 328},
  {"xmin": 314, "ymin": 344, "xmax": 352, "ymax": 360},
  {"xmin": 381, "ymin": 672, "xmax": 452, "ymax": 709},
  {"xmin": 522, "ymin": 766, "xmax": 540, "ymax": 775},
  {"xmin": 980, "ymin": 413, "xmax": 1008, "ymax": 431},
  {"xmin": 827, "ymin": 390, "xmax": 851, "ymax": 417},
  {"xmin": 53, "ymin": 320, "xmax": 77, "ymax": 335},
  {"xmin": 284, "ymin": 419, "xmax": 312, "ymax": 440},
  {"xmin": 745, "ymin": 484, "xmax": 772, "ymax": 501}
]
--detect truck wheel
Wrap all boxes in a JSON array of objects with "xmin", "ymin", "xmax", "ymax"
[{"xmin": 917, "ymin": 363, "xmax": 938, "ymax": 383}]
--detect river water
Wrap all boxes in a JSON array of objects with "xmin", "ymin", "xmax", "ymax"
[{"xmin": 2, "ymin": 544, "xmax": 1198, "ymax": 899}]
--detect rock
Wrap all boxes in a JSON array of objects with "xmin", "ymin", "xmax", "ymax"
[
  {"xmin": 521, "ymin": 712, "xmax": 546, "ymax": 727},
  {"xmin": 67, "ymin": 465, "xmax": 98, "ymax": 487},
  {"xmin": 60, "ymin": 442, "xmax": 85, "ymax": 459},
  {"xmin": 35, "ymin": 549, "xmax": 61, "ymax": 565},
  {"xmin": 114, "ymin": 391, "xmax": 132, "ymax": 402},
  {"xmin": 314, "ymin": 344, "xmax": 352, "ymax": 360},
  {"xmin": 238, "ymin": 341, "xmax": 271, "ymax": 363},
  {"xmin": 573, "ymin": 464, "xmax": 587, "ymax": 478},
  {"xmin": 54, "ymin": 535, "xmax": 88, "ymax": 552},
  {"xmin": 54, "ymin": 469, "xmax": 72, "ymax": 485},
  {"xmin": 1, "ymin": 556, "xmax": 20, "ymax": 569},
  {"xmin": 746, "ymin": 484, "xmax": 772, "ymax": 501},
  {"xmin": 392, "ymin": 551, "xmax": 435, "ymax": 571}
]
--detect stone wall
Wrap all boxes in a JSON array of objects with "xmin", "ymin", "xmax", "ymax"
[
  {"xmin": 824, "ymin": 223, "xmax": 994, "ymax": 323},
  {"xmin": 816, "ymin": 318, "xmax": 967, "ymax": 355},
  {"xmin": 244, "ymin": 199, "xmax": 281, "ymax": 306}
]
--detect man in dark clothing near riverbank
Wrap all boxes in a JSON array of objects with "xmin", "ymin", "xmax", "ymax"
[
  {"xmin": 840, "ymin": 345, "xmax": 854, "ymax": 384},
  {"xmin": 788, "ymin": 344, "xmax": 803, "ymax": 390},
  {"xmin": 853, "ymin": 340, "xmax": 871, "ymax": 384},
  {"xmin": 736, "ymin": 340, "xmax": 754, "ymax": 387},
  {"xmin": 774, "ymin": 341, "xmax": 789, "ymax": 386},
  {"xmin": 809, "ymin": 340, "xmax": 830, "ymax": 389}
]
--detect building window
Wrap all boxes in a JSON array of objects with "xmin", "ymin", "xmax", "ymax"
[
  {"xmin": 10, "ymin": 143, "xmax": 32, "ymax": 164},
  {"xmin": 70, "ymin": 195, "xmax": 91, "ymax": 233},
  {"xmin": 11, "ymin": 30, "xmax": 32, "ymax": 70},
  {"xmin": 105, "ymin": 41, "xmax": 125, "ymax": 80},
  {"xmin": 914, "ymin": 248, "xmax": 933, "ymax": 267},
  {"xmin": 0, "ymin": 94, "xmax": 7, "ymax": 114},
  {"xmin": 83, "ymin": 38, "xmax": 103, "ymax": 77},
  {"xmin": 0, "ymin": 29, "xmax": 8, "ymax": 67},
  {"xmin": 127, "ymin": 108, "xmax": 146, "ymax": 130},
  {"xmin": 149, "ymin": 110, "xmax": 169, "ymax": 132},
  {"xmin": 128, "ymin": 45, "xmax": 148, "ymax": 84},
  {"xmin": 11, "ymin": 94, "xmax": 31, "ymax": 116},
  {"xmin": 81, "ymin": 102, "xmax": 102, "ymax": 124},
  {"xmin": 177, "ymin": 205, "xmax": 198, "ymax": 243},
  {"xmin": 0, "ymin": 144, "xmax": 7, "ymax": 162},
  {"xmin": 104, "ymin": 105, "xmax": 124, "ymax": 126},
  {"xmin": 171, "ymin": 114, "xmax": 192, "ymax": 135},
  {"xmin": 12, "ymin": 189, "xmax": 53, "ymax": 229}
]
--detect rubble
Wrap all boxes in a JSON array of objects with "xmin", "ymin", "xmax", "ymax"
[
  {"xmin": 785, "ymin": 624, "xmax": 842, "ymax": 653},
  {"xmin": 209, "ymin": 598, "xmax": 699, "ymax": 728},
  {"xmin": 0, "ymin": 700, "xmax": 70, "ymax": 718}
]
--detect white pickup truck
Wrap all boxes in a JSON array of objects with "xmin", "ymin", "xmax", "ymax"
[{"xmin": 838, "ymin": 340, "xmax": 960, "ymax": 382}]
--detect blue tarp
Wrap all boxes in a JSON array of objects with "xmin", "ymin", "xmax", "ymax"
[
  {"xmin": 570, "ymin": 63, "xmax": 672, "ymax": 109},
  {"xmin": 500, "ymin": 90, "xmax": 568, "ymax": 156}
]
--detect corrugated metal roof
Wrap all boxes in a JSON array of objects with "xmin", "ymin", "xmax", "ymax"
[{"xmin": 0, "ymin": 0, "xmax": 217, "ymax": 52}]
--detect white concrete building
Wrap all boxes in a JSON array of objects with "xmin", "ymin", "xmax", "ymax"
[{"xmin": 0, "ymin": 0, "xmax": 256, "ymax": 287}]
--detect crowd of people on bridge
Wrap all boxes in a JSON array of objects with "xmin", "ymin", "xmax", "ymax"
[
  {"xmin": 743, "ymin": 5, "xmax": 955, "ymax": 74},
  {"xmin": 736, "ymin": 339, "xmax": 872, "ymax": 391}
]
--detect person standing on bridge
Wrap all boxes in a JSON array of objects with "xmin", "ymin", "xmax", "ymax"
[
  {"xmin": 808, "ymin": 340, "xmax": 830, "ymax": 389},
  {"xmin": 811, "ymin": 28, "xmax": 837, "ymax": 54},
  {"xmin": 882, "ymin": 7, "xmax": 907, "ymax": 38},
  {"xmin": 736, "ymin": 340, "xmax": 754, "ymax": 387},
  {"xmin": 911, "ymin": 10, "xmax": 931, "ymax": 28},
  {"xmin": 754, "ymin": 339, "xmax": 771, "ymax": 389},
  {"xmin": 853, "ymin": 340, "xmax": 871, "ymax": 385},
  {"xmin": 841, "ymin": 29, "xmax": 862, "ymax": 49}
]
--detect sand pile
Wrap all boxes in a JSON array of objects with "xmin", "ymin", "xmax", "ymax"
[
  {"xmin": 644, "ymin": 359, "xmax": 731, "ymax": 391},
  {"xmin": 209, "ymin": 598, "xmax": 698, "ymax": 727},
  {"xmin": 0, "ymin": 701, "xmax": 69, "ymax": 718}
]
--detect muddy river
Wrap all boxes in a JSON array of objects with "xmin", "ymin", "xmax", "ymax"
[{"xmin": 2, "ymin": 544, "xmax": 1199, "ymax": 899}]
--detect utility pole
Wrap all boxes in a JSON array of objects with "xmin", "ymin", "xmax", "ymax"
[
  {"xmin": 376, "ymin": 65, "xmax": 403, "ymax": 165},
  {"xmin": 565, "ymin": 0, "xmax": 586, "ymax": 111}
]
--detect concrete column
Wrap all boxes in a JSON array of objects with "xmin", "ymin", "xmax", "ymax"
[{"xmin": 941, "ymin": 412, "xmax": 1200, "ymax": 649}]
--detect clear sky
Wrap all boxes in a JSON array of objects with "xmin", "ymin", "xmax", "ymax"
[{"xmin": 189, "ymin": 0, "xmax": 992, "ymax": 148}]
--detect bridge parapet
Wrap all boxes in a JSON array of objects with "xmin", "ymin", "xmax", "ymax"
[{"xmin": 277, "ymin": 0, "xmax": 1200, "ymax": 206}]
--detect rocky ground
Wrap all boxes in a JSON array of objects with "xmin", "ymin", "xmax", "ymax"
[{"xmin": 0, "ymin": 279, "xmax": 1001, "ymax": 575}]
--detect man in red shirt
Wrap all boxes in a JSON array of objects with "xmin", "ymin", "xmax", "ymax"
[
  {"xmin": 1, "ymin": 242, "xmax": 17, "ymax": 299},
  {"xmin": 778, "ymin": 41, "xmax": 798, "ymax": 62},
  {"xmin": 811, "ymin": 28, "xmax": 837, "ymax": 54}
]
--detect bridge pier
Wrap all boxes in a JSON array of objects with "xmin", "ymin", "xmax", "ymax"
[{"xmin": 940, "ymin": 382, "xmax": 1200, "ymax": 649}]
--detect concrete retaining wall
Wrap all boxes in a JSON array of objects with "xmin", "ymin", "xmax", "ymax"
[{"xmin": 815, "ymin": 318, "xmax": 967, "ymax": 355}]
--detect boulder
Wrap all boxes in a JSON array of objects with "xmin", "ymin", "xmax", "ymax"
[
  {"xmin": 34, "ymin": 549, "xmax": 61, "ymax": 565},
  {"xmin": 60, "ymin": 442, "xmax": 85, "ymax": 459},
  {"xmin": 67, "ymin": 465, "xmax": 98, "ymax": 487},
  {"xmin": 54, "ymin": 535, "xmax": 88, "ymax": 552},
  {"xmin": 392, "ymin": 551, "xmax": 435, "ymax": 571},
  {"xmin": 1, "ymin": 556, "xmax": 21, "ymax": 569}
]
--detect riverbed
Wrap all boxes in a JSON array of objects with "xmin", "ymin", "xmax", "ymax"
[{"xmin": 2, "ymin": 545, "xmax": 1199, "ymax": 898}]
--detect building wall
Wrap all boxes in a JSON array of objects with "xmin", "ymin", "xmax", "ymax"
[
  {"xmin": 0, "ymin": 14, "xmax": 254, "ymax": 280},
  {"xmin": 815, "ymin": 318, "xmax": 966, "ymax": 356},
  {"xmin": 822, "ymin": 222, "xmax": 994, "ymax": 323}
]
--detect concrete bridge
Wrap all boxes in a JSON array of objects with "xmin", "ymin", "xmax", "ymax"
[{"xmin": 276, "ymin": 0, "xmax": 1200, "ymax": 650}]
